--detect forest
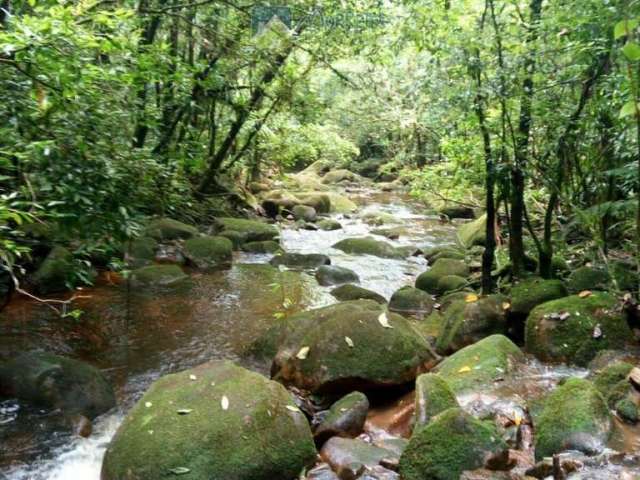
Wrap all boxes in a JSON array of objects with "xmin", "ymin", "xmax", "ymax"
[{"xmin": 1, "ymin": 0, "xmax": 640, "ymax": 479}]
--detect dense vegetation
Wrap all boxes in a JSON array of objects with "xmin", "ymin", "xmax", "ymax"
[{"xmin": 1, "ymin": 0, "xmax": 640, "ymax": 302}]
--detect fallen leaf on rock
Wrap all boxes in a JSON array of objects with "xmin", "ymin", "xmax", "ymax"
[
  {"xmin": 345, "ymin": 336, "xmax": 354, "ymax": 348},
  {"xmin": 177, "ymin": 409, "xmax": 193, "ymax": 415},
  {"xmin": 465, "ymin": 294, "xmax": 479, "ymax": 303},
  {"xmin": 221, "ymin": 395, "xmax": 229, "ymax": 410},
  {"xmin": 502, "ymin": 302, "xmax": 511, "ymax": 310},
  {"xmin": 378, "ymin": 312, "xmax": 393, "ymax": 329},
  {"xmin": 145, "ymin": 402, "xmax": 152, "ymax": 408},
  {"xmin": 578, "ymin": 290, "xmax": 592, "ymax": 298},
  {"xmin": 285, "ymin": 405, "xmax": 300, "ymax": 412},
  {"xmin": 593, "ymin": 324, "xmax": 602, "ymax": 339},
  {"xmin": 296, "ymin": 346, "xmax": 310, "ymax": 360},
  {"xmin": 458, "ymin": 366, "xmax": 471, "ymax": 373},
  {"xmin": 168, "ymin": 467, "xmax": 191, "ymax": 475},
  {"xmin": 189, "ymin": 374, "xmax": 197, "ymax": 381}
]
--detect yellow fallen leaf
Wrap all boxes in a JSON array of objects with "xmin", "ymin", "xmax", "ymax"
[
  {"xmin": 578, "ymin": 290, "xmax": 592, "ymax": 298},
  {"xmin": 458, "ymin": 366, "xmax": 471, "ymax": 373},
  {"xmin": 502, "ymin": 302, "xmax": 511, "ymax": 310},
  {"xmin": 378, "ymin": 312, "xmax": 394, "ymax": 329},
  {"xmin": 189, "ymin": 374, "xmax": 197, "ymax": 381},
  {"xmin": 285, "ymin": 405, "xmax": 300, "ymax": 412},
  {"xmin": 221, "ymin": 395, "xmax": 229, "ymax": 410},
  {"xmin": 345, "ymin": 336, "xmax": 354, "ymax": 348},
  {"xmin": 296, "ymin": 346, "xmax": 310, "ymax": 360},
  {"xmin": 514, "ymin": 411, "xmax": 522, "ymax": 427},
  {"xmin": 465, "ymin": 294, "xmax": 479, "ymax": 303}
]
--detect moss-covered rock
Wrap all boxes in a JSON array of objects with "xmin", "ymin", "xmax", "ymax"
[
  {"xmin": 330, "ymin": 284, "xmax": 386, "ymax": 304},
  {"xmin": 270, "ymin": 253, "xmax": 331, "ymax": 269},
  {"xmin": 315, "ymin": 265, "xmax": 359, "ymax": 286},
  {"xmin": 325, "ymin": 193, "xmax": 357, "ymax": 214},
  {"xmin": 423, "ymin": 246, "xmax": 463, "ymax": 263},
  {"xmin": 182, "ymin": 236, "xmax": 233, "ymax": 270},
  {"xmin": 439, "ymin": 206, "xmax": 475, "ymax": 220},
  {"xmin": 314, "ymin": 391, "xmax": 369, "ymax": 445},
  {"xmin": 241, "ymin": 240, "xmax": 282, "ymax": 254},
  {"xmin": 0, "ymin": 352, "xmax": 115, "ymax": 419},
  {"xmin": 414, "ymin": 374, "xmax": 458, "ymax": 431},
  {"xmin": 320, "ymin": 437, "xmax": 396, "ymax": 478},
  {"xmin": 592, "ymin": 361, "xmax": 634, "ymax": 411},
  {"xmin": 32, "ymin": 246, "xmax": 75, "ymax": 294},
  {"xmin": 533, "ymin": 378, "xmax": 611, "ymax": 459},
  {"xmin": 399, "ymin": 407, "xmax": 506, "ymax": 480},
  {"xmin": 435, "ymin": 295, "xmax": 508, "ymax": 354},
  {"xmin": 457, "ymin": 215, "xmax": 486, "ymax": 249},
  {"xmin": 415, "ymin": 258, "xmax": 470, "ymax": 294},
  {"xmin": 525, "ymin": 292, "xmax": 631, "ymax": 365},
  {"xmin": 271, "ymin": 300, "xmax": 437, "ymax": 394},
  {"xmin": 130, "ymin": 264, "xmax": 188, "ymax": 287},
  {"xmin": 436, "ymin": 275, "xmax": 467, "ymax": 294},
  {"xmin": 216, "ymin": 217, "xmax": 279, "ymax": 242},
  {"xmin": 361, "ymin": 211, "xmax": 397, "ymax": 226},
  {"xmin": 435, "ymin": 335, "xmax": 524, "ymax": 393},
  {"xmin": 615, "ymin": 398, "xmax": 639, "ymax": 423},
  {"xmin": 143, "ymin": 217, "xmax": 199, "ymax": 241},
  {"xmin": 295, "ymin": 193, "xmax": 332, "ymax": 214},
  {"xmin": 388, "ymin": 286, "xmax": 435, "ymax": 318},
  {"xmin": 322, "ymin": 169, "xmax": 357, "ymax": 184},
  {"xmin": 332, "ymin": 237, "xmax": 405, "ymax": 259},
  {"xmin": 610, "ymin": 260, "xmax": 638, "ymax": 291},
  {"xmin": 292, "ymin": 205, "xmax": 317, "ymax": 222},
  {"xmin": 567, "ymin": 266, "xmax": 611, "ymax": 293},
  {"xmin": 101, "ymin": 360, "xmax": 316, "ymax": 480},
  {"xmin": 125, "ymin": 237, "xmax": 158, "ymax": 268},
  {"xmin": 317, "ymin": 219, "xmax": 343, "ymax": 231},
  {"xmin": 218, "ymin": 230, "xmax": 249, "ymax": 250},
  {"xmin": 510, "ymin": 278, "xmax": 568, "ymax": 317}
]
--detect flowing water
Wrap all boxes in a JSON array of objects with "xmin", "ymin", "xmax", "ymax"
[{"xmin": 1, "ymin": 188, "xmax": 639, "ymax": 479}]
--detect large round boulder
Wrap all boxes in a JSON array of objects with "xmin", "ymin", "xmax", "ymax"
[
  {"xmin": 314, "ymin": 391, "xmax": 369, "ymax": 445},
  {"xmin": 413, "ymin": 374, "xmax": 458, "ymax": 431},
  {"xmin": 322, "ymin": 169, "xmax": 357, "ymax": 184},
  {"xmin": 509, "ymin": 277, "xmax": 568, "ymax": 317},
  {"xmin": 566, "ymin": 266, "xmax": 611, "ymax": 293},
  {"xmin": 388, "ymin": 286, "xmax": 435, "ymax": 318},
  {"xmin": 182, "ymin": 235, "xmax": 233, "ymax": 270},
  {"xmin": 315, "ymin": 265, "xmax": 359, "ymax": 286},
  {"xmin": 456, "ymin": 215, "xmax": 486, "ymax": 249},
  {"xmin": 0, "ymin": 352, "xmax": 115, "ymax": 419},
  {"xmin": 101, "ymin": 360, "xmax": 316, "ymax": 480},
  {"xmin": 330, "ymin": 285, "xmax": 386, "ymax": 304},
  {"xmin": 215, "ymin": 217, "xmax": 279, "ymax": 242},
  {"xmin": 271, "ymin": 300, "xmax": 437, "ymax": 394},
  {"xmin": 129, "ymin": 264, "xmax": 188, "ymax": 288},
  {"xmin": 143, "ymin": 217, "xmax": 199, "ymax": 241},
  {"xmin": 415, "ymin": 259, "xmax": 470, "ymax": 295},
  {"xmin": 292, "ymin": 205, "xmax": 317, "ymax": 222},
  {"xmin": 270, "ymin": 253, "xmax": 331, "ymax": 269},
  {"xmin": 332, "ymin": 237, "xmax": 405, "ymax": 259},
  {"xmin": 525, "ymin": 292, "xmax": 631, "ymax": 365}
]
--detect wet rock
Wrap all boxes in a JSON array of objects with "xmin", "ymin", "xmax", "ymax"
[
  {"xmin": 331, "ymin": 285, "xmax": 387, "ymax": 304},
  {"xmin": 459, "ymin": 469, "xmax": 511, "ymax": 480},
  {"xmin": 318, "ymin": 219, "xmax": 343, "ymax": 231},
  {"xmin": 218, "ymin": 230, "xmax": 249, "ymax": 249},
  {"xmin": 434, "ymin": 335, "xmax": 525, "ymax": 393},
  {"xmin": 388, "ymin": 286, "xmax": 435, "ymax": 318},
  {"xmin": 533, "ymin": 378, "xmax": 611, "ymax": 459},
  {"xmin": 315, "ymin": 392, "xmax": 370, "ymax": 445},
  {"xmin": 321, "ymin": 437, "xmax": 397, "ymax": 480},
  {"xmin": 415, "ymin": 258, "xmax": 470, "ymax": 295},
  {"xmin": 436, "ymin": 275, "xmax": 467, "ymax": 294},
  {"xmin": 0, "ymin": 352, "xmax": 115, "ymax": 419},
  {"xmin": 423, "ymin": 246, "xmax": 464, "ymax": 262},
  {"xmin": 129, "ymin": 264, "xmax": 188, "ymax": 287},
  {"xmin": 615, "ymin": 397, "xmax": 639, "ymax": 423},
  {"xmin": 270, "ymin": 253, "xmax": 331, "ymax": 269},
  {"xmin": 566, "ymin": 266, "xmax": 611, "ymax": 293},
  {"xmin": 271, "ymin": 300, "xmax": 437, "ymax": 394},
  {"xmin": 182, "ymin": 235, "xmax": 233, "ymax": 270},
  {"xmin": 358, "ymin": 466, "xmax": 400, "ymax": 480},
  {"xmin": 509, "ymin": 277, "xmax": 568, "ymax": 317},
  {"xmin": 143, "ymin": 217, "xmax": 199, "ymax": 241},
  {"xmin": 361, "ymin": 212, "xmax": 397, "ymax": 226},
  {"xmin": 593, "ymin": 361, "xmax": 635, "ymax": 407},
  {"xmin": 293, "ymin": 205, "xmax": 318, "ymax": 222},
  {"xmin": 333, "ymin": 237, "xmax": 405, "ymax": 259},
  {"xmin": 154, "ymin": 244, "xmax": 185, "ymax": 265},
  {"xmin": 69, "ymin": 413, "xmax": 93, "ymax": 438},
  {"xmin": 307, "ymin": 463, "xmax": 340, "ymax": 480},
  {"xmin": 439, "ymin": 206, "xmax": 475, "ymax": 220},
  {"xmin": 215, "ymin": 217, "xmax": 279, "ymax": 241},
  {"xmin": 31, "ymin": 246, "xmax": 75, "ymax": 294},
  {"xmin": 323, "ymin": 169, "xmax": 358, "ymax": 184},
  {"xmin": 399, "ymin": 407, "xmax": 507, "ymax": 480},
  {"xmin": 370, "ymin": 227, "xmax": 407, "ymax": 240},
  {"xmin": 414, "ymin": 374, "xmax": 458, "ymax": 431},
  {"xmin": 436, "ymin": 295, "xmax": 508, "ymax": 354},
  {"xmin": 525, "ymin": 292, "xmax": 631, "ymax": 365},
  {"xmin": 241, "ymin": 240, "xmax": 282, "ymax": 254},
  {"xmin": 457, "ymin": 215, "xmax": 486, "ymax": 249},
  {"xmin": 316, "ymin": 266, "xmax": 360, "ymax": 286},
  {"xmin": 295, "ymin": 193, "xmax": 332, "ymax": 214},
  {"xmin": 124, "ymin": 237, "xmax": 158, "ymax": 268},
  {"xmin": 101, "ymin": 360, "xmax": 316, "ymax": 480}
]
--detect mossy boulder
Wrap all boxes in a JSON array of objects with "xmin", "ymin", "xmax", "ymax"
[
  {"xmin": 314, "ymin": 391, "xmax": 369, "ymax": 445},
  {"xmin": 592, "ymin": 361, "xmax": 635, "ymax": 409},
  {"xmin": 270, "ymin": 253, "xmax": 331, "ymax": 269},
  {"xmin": 457, "ymin": 214, "xmax": 486, "ymax": 249},
  {"xmin": 315, "ymin": 265, "xmax": 359, "ymax": 286},
  {"xmin": 616, "ymin": 398, "xmax": 639, "ymax": 423},
  {"xmin": 143, "ymin": 217, "xmax": 199, "ymax": 241},
  {"xmin": 399, "ymin": 407, "xmax": 506, "ymax": 480},
  {"xmin": 423, "ymin": 246, "xmax": 463, "ymax": 262},
  {"xmin": 101, "ymin": 360, "xmax": 316, "ymax": 480},
  {"xmin": 317, "ymin": 219, "xmax": 343, "ymax": 231},
  {"xmin": 434, "ymin": 335, "xmax": 524, "ymax": 393},
  {"xmin": 371, "ymin": 226, "xmax": 407, "ymax": 240},
  {"xmin": 0, "ymin": 352, "xmax": 115, "ymax": 419},
  {"xmin": 439, "ymin": 206, "xmax": 475, "ymax": 220},
  {"xmin": 533, "ymin": 378, "xmax": 611, "ymax": 459},
  {"xmin": 292, "ymin": 205, "xmax": 317, "ymax": 222},
  {"xmin": 510, "ymin": 278, "xmax": 568, "ymax": 317},
  {"xmin": 332, "ymin": 237, "xmax": 405, "ymax": 259},
  {"xmin": 436, "ymin": 275, "xmax": 467, "ymax": 294},
  {"xmin": 32, "ymin": 246, "xmax": 75, "ymax": 294},
  {"xmin": 182, "ymin": 236, "xmax": 233, "ymax": 270},
  {"xmin": 610, "ymin": 260, "xmax": 638, "ymax": 291},
  {"xmin": 415, "ymin": 258, "xmax": 470, "ymax": 295},
  {"xmin": 414, "ymin": 374, "xmax": 458, "ymax": 431},
  {"xmin": 567, "ymin": 266, "xmax": 611, "ymax": 293},
  {"xmin": 130, "ymin": 264, "xmax": 188, "ymax": 288},
  {"xmin": 322, "ymin": 169, "xmax": 357, "ymax": 184},
  {"xmin": 325, "ymin": 193, "xmax": 357, "ymax": 214},
  {"xmin": 241, "ymin": 240, "xmax": 282, "ymax": 254},
  {"xmin": 216, "ymin": 217, "xmax": 279, "ymax": 242},
  {"xmin": 271, "ymin": 300, "xmax": 437, "ymax": 394},
  {"xmin": 125, "ymin": 237, "xmax": 158, "ymax": 268},
  {"xmin": 388, "ymin": 286, "xmax": 435, "ymax": 318},
  {"xmin": 361, "ymin": 212, "xmax": 397, "ymax": 226},
  {"xmin": 525, "ymin": 292, "xmax": 631, "ymax": 365},
  {"xmin": 330, "ymin": 284, "xmax": 386, "ymax": 304},
  {"xmin": 436, "ymin": 295, "xmax": 508, "ymax": 354},
  {"xmin": 218, "ymin": 230, "xmax": 249, "ymax": 250},
  {"xmin": 295, "ymin": 193, "xmax": 332, "ymax": 214}
]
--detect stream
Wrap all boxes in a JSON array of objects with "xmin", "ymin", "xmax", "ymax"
[{"xmin": 1, "ymin": 187, "xmax": 639, "ymax": 479}]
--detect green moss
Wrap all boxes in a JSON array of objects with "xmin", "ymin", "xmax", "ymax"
[
  {"xmin": 241, "ymin": 240, "xmax": 282, "ymax": 254},
  {"xmin": 144, "ymin": 218, "xmax": 199, "ymax": 241},
  {"xmin": 435, "ymin": 335, "xmax": 524, "ymax": 393},
  {"xmin": 332, "ymin": 237, "xmax": 405, "ymax": 259},
  {"xmin": 361, "ymin": 212, "xmax": 397, "ymax": 226},
  {"xmin": 125, "ymin": 237, "xmax": 158, "ymax": 267},
  {"xmin": 218, "ymin": 230, "xmax": 249, "ymax": 249},
  {"xmin": 525, "ymin": 292, "xmax": 631, "ymax": 365},
  {"xmin": 330, "ymin": 284, "xmax": 386, "ymax": 304},
  {"xmin": 610, "ymin": 260, "xmax": 638, "ymax": 291},
  {"xmin": 567, "ymin": 266, "xmax": 611, "ymax": 293},
  {"xmin": 130, "ymin": 264, "xmax": 188, "ymax": 287},
  {"xmin": 534, "ymin": 378, "xmax": 611, "ymax": 459},
  {"xmin": 423, "ymin": 246, "xmax": 463, "ymax": 262},
  {"xmin": 414, "ymin": 374, "xmax": 458, "ymax": 430},
  {"xmin": 615, "ymin": 398, "xmax": 639, "ymax": 423},
  {"xmin": 417, "ymin": 311, "xmax": 445, "ymax": 339},
  {"xmin": 315, "ymin": 265, "xmax": 359, "ymax": 286},
  {"xmin": 322, "ymin": 169, "xmax": 357, "ymax": 184},
  {"xmin": 510, "ymin": 278, "xmax": 568, "ymax": 316},
  {"xmin": 415, "ymin": 259, "xmax": 470, "ymax": 294},
  {"xmin": 183, "ymin": 236, "xmax": 233, "ymax": 270},
  {"xmin": 388, "ymin": 286, "xmax": 435, "ymax": 317},
  {"xmin": 292, "ymin": 205, "xmax": 317, "ymax": 222},
  {"xmin": 317, "ymin": 219, "xmax": 342, "ymax": 231},
  {"xmin": 293, "ymin": 193, "xmax": 332, "ymax": 213},
  {"xmin": 325, "ymin": 192, "xmax": 357, "ymax": 213},
  {"xmin": 216, "ymin": 217, "xmax": 279, "ymax": 242},
  {"xmin": 102, "ymin": 361, "xmax": 316, "ymax": 480},
  {"xmin": 399, "ymin": 407, "xmax": 506, "ymax": 480},
  {"xmin": 270, "ymin": 253, "xmax": 330, "ymax": 269},
  {"xmin": 593, "ymin": 362, "xmax": 634, "ymax": 403},
  {"xmin": 32, "ymin": 246, "xmax": 75, "ymax": 294},
  {"xmin": 436, "ymin": 275, "xmax": 467, "ymax": 294},
  {"xmin": 457, "ymin": 215, "xmax": 486, "ymax": 249}
]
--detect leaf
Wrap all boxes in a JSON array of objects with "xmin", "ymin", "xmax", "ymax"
[
  {"xmin": 502, "ymin": 302, "xmax": 511, "ymax": 310},
  {"xmin": 623, "ymin": 42, "xmax": 640, "ymax": 61},
  {"xmin": 514, "ymin": 411, "xmax": 522, "ymax": 427},
  {"xmin": 221, "ymin": 395, "xmax": 229, "ymax": 410},
  {"xmin": 377, "ymin": 312, "xmax": 393, "ymax": 329},
  {"xmin": 593, "ymin": 324, "xmax": 603, "ymax": 339},
  {"xmin": 168, "ymin": 467, "xmax": 191, "ymax": 475},
  {"xmin": 458, "ymin": 366, "xmax": 471, "ymax": 373},
  {"xmin": 189, "ymin": 374, "xmax": 197, "ymax": 381},
  {"xmin": 176, "ymin": 409, "xmax": 193, "ymax": 415},
  {"xmin": 145, "ymin": 401, "xmax": 153, "ymax": 408},
  {"xmin": 578, "ymin": 290, "xmax": 592, "ymax": 298},
  {"xmin": 619, "ymin": 101, "xmax": 639, "ymax": 119},
  {"xmin": 296, "ymin": 346, "xmax": 310, "ymax": 359},
  {"xmin": 614, "ymin": 19, "xmax": 639, "ymax": 39},
  {"xmin": 285, "ymin": 405, "xmax": 300, "ymax": 412},
  {"xmin": 465, "ymin": 294, "xmax": 478, "ymax": 303},
  {"xmin": 345, "ymin": 336, "xmax": 354, "ymax": 348}
]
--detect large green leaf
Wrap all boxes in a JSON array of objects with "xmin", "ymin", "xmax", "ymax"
[
  {"xmin": 620, "ymin": 101, "xmax": 639, "ymax": 119},
  {"xmin": 622, "ymin": 42, "xmax": 640, "ymax": 61},
  {"xmin": 614, "ymin": 19, "xmax": 639, "ymax": 39}
]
